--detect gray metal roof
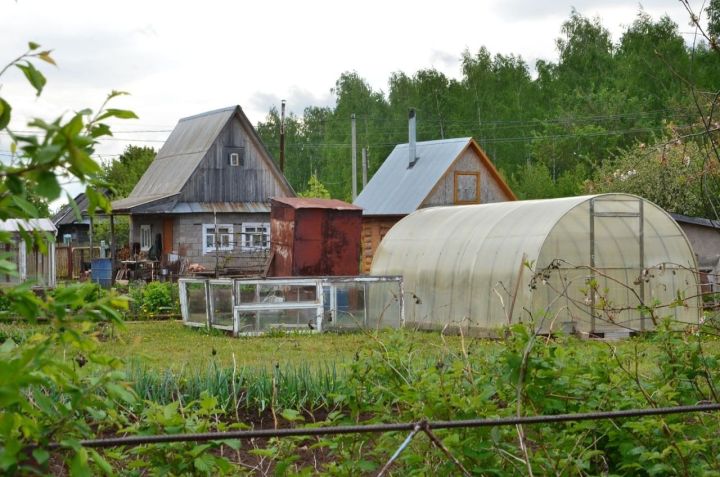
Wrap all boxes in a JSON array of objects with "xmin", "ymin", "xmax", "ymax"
[
  {"xmin": 354, "ymin": 138, "xmax": 472, "ymax": 215},
  {"xmin": 0, "ymin": 219, "xmax": 57, "ymax": 233},
  {"xmin": 111, "ymin": 194, "xmax": 178, "ymax": 213},
  {"xmin": 671, "ymin": 213, "xmax": 720, "ymax": 229},
  {"xmin": 170, "ymin": 202, "xmax": 271, "ymax": 214},
  {"xmin": 53, "ymin": 190, "xmax": 110, "ymax": 225},
  {"xmin": 117, "ymin": 107, "xmax": 235, "ymax": 206},
  {"xmin": 111, "ymin": 106, "xmax": 293, "ymax": 213},
  {"xmin": 52, "ymin": 192, "xmax": 89, "ymax": 226}
]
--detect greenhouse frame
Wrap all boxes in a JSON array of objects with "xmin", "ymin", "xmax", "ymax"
[
  {"xmin": 370, "ymin": 194, "xmax": 701, "ymax": 336},
  {"xmin": 179, "ymin": 276, "xmax": 404, "ymax": 335}
]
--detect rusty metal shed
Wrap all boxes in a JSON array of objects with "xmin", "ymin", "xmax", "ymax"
[{"xmin": 269, "ymin": 198, "xmax": 362, "ymax": 277}]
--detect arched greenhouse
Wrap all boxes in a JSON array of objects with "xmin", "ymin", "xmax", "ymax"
[{"xmin": 370, "ymin": 194, "xmax": 701, "ymax": 336}]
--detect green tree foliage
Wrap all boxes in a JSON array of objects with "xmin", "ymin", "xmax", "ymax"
[
  {"xmin": 297, "ymin": 173, "xmax": 331, "ymax": 198},
  {"xmin": 257, "ymin": 9, "xmax": 720, "ymax": 207},
  {"xmin": 588, "ymin": 129, "xmax": 720, "ymax": 216},
  {"xmin": 509, "ymin": 162, "xmax": 586, "ymax": 200},
  {"xmin": 101, "ymin": 145, "xmax": 156, "ymax": 199},
  {"xmin": 708, "ymin": 0, "xmax": 720, "ymax": 38},
  {"xmin": 92, "ymin": 216, "xmax": 130, "ymax": 247}
]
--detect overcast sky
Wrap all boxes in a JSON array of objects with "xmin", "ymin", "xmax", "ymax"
[{"xmin": 0, "ymin": 0, "xmax": 704, "ymax": 201}]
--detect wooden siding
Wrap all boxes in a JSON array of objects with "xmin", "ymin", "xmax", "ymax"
[
  {"xmin": 421, "ymin": 148, "xmax": 513, "ymax": 208},
  {"xmin": 361, "ymin": 216, "xmax": 401, "ymax": 274},
  {"xmin": 179, "ymin": 117, "xmax": 288, "ymax": 203}
]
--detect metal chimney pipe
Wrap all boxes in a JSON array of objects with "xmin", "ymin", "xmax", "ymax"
[{"xmin": 408, "ymin": 108, "xmax": 417, "ymax": 168}]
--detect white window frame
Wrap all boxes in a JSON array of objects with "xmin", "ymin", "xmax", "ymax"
[
  {"xmin": 140, "ymin": 225, "xmax": 152, "ymax": 251},
  {"xmin": 241, "ymin": 222, "xmax": 270, "ymax": 251},
  {"xmin": 203, "ymin": 224, "xmax": 234, "ymax": 254},
  {"xmin": 229, "ymin": 152, "xmax": 240, "ymax": 166}
]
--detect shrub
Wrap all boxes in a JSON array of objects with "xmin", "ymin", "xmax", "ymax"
[{"xmin": 141, "ymin": 281, "xmax": 176, "ymax": 315}]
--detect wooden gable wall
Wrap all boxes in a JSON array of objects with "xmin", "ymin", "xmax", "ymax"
[
  {"xmin": 420, "ymin": 147, "xmax": 513, "ymax": 208},
  {"xmin": 179, "ymin": 116, "xmax": 289, "ymax": 203}
]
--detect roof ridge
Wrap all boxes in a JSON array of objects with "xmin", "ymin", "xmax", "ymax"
[
  {"xmin": 179, "ymin": 105, "xmax": 238, "ymax": 122},
  {"xmin": 396, "ymin": 137, "xmax": 471, "ymax": 147}
]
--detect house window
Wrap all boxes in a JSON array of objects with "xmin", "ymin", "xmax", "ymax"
[
  {"xmin": 454, "ymin": 172, "xmax": 480, "ymax": 204},
  {"xmin": 242, "ymin": 223, "xmax": 270, "ymax": 251},
  {"xmin": 203, "ymin": 224, "xmax": 234, "ymax": 254},
  {"xmin": 140, "ymin": 225, "xmax": 152, "ymax": 251},
  {"xmin": 226, "ymin": 148, "xmax": 244, "ymax": 167}
]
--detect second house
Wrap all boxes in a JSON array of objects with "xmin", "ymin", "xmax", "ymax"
[{"xmin": 112, "ymin": 106, "xmax": 295, "ymax": 273}]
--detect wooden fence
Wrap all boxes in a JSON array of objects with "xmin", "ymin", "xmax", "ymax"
[{"xmin": 56, "ymin": 246, "xmax": 101, "ymax": 280}]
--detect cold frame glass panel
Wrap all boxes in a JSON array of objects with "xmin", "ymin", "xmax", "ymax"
[{"xmin": 208, "ymin": 281, "xmax": 233, "ymax": 329}]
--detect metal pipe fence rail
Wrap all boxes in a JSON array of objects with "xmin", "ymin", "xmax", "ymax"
[{"xmin": 44, "ymin": 403, "xmax": 720, "ymax": 450}]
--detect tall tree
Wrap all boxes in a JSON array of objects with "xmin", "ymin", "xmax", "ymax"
[{"xmin": 102, "ymin": 145, "xmax": 156, "ymax": 198}]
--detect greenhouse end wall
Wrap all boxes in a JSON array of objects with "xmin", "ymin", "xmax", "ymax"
[{"xmin": 370, "ymin": 194, "xmax": 701, "ymax": 336}]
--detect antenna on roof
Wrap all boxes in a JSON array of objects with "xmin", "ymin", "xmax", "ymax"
[{"xmin": 280, "ymin": 100, "xmax": 286, "ymax": 172}]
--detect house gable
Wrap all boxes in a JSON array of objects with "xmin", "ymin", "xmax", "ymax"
[
  {"xmin": 354, "ymin": 137, "xmax": 514, "ymax": 216},
  {"xmin": 421, "ymin": 140, "xmax": 516, "ymax": 208},
  {"xmin": 179, "ymin": 114, "xmax": 293, "ymax": 202},
  {"xmin": 111, "ymin": 105, "xmax": 294, "ymax": 213}
]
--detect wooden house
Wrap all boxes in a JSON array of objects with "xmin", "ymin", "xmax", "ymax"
[
  {"xmin": 111, "ymin": 106, "xmax": 295, "ymax": 273},
  {"xmin": 52, "ymin": 189, "xmax": 112, "ymax": 246},
  {"xmin": 354, "ymin": 134, "xmax": 516, "ymax": 273},
  {"xmin": 52, "ymin": 192, "xmax": 92, "ymax": 246}
]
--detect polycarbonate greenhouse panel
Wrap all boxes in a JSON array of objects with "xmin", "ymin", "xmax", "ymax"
[
  {"xmin": 365, "ymin": 280, "xmax": 403, "ymax": 329},
  {"xmin": 371, "ymin": 194, "xmax": 701, "ymax": 336}
]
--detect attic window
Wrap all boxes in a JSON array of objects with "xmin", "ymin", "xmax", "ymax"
[
  {"xmin": 226, "ymin": 147, "xmax": 244, "ymax": 167},
  {"xmin": 454, "ymin": 172, "xmax": 480, "ymax": 204}
]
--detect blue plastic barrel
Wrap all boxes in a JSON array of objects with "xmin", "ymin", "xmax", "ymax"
[
  {"xmin": 336, "ymin": 289, "xmax": 349, "ymax": 312},
  {"xmin": 91, "ymin": 258, "xmax": 112, "ymax": 287}
]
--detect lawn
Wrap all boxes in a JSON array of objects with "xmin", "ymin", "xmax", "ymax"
[{"xmin": 98, "ymin": 320, "xmax": 469, "ymax": 371}]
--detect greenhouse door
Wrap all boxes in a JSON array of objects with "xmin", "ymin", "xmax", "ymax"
[{"xmin": 589, "ymin": 197, "xmax": 646, "ymax": 334}]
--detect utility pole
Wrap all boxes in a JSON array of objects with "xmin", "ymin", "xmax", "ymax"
[
  {"xmin": 279, "ymin": 100, "xmax": 286, "ymax": 172},
  {"xmin": 351, "ymin": 113, "xmax": 357, "ymax": 201},
  {"xmin": 362, "ymin": 147, "xmax": 368, "ymax": 189}
]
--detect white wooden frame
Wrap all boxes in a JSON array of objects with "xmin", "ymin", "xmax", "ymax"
[
  {"xmin": 240, "ymin": 223, "xmax": 270, "ymax": 251},
  {"xmin": 179, "ymin": 278, "xmax": 209, "ymax": 328},
  {"xmin": 208, "ymin": 279, "xmax": 235, "ymax": 332},
  {"xmin": 233, "ymin": 279, "xmax": 323, "ymax": 335},
  {"xmin": 203, "ymin": 224, "xmax": 234, "ymax": 254}
]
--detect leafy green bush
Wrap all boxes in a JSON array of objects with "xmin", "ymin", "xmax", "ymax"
[
  {"xmin": 141, "ymin": 281, "xmax": 177, "ymax": 315},
  {"xmin": 248, "ymin": 324, "xmax": 720, "ymax": 475},
  {"xmin": 126, "ymin": 281, "xmax": 145, "ymax": 319}
]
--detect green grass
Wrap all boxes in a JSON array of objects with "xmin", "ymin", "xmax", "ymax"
[{"xmin": 99, "ymin": 320, "xmax": 468, "ymax": 371}]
